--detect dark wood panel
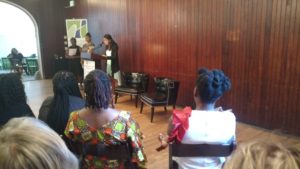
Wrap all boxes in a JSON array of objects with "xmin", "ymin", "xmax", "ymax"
[{"xmin": 66, "ymin": 0, "xmax": 300, "ymax": 135}]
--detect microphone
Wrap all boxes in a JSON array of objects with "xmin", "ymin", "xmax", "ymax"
[{"xmin": 94, "ymin": 42, "xmax": 104, "ymax": 50}]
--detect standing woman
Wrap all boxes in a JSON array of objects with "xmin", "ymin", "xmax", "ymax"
[
  {"xmin": 82, "ymin": 33, "xmax": 95, "ymax": 54},
  {"xmin": 66, "ymin": 38, "xmax": 83, "ymax": 85},
  {"xmin": 102, "ymin": 34, "xmax": 121, "ymax": 85}
]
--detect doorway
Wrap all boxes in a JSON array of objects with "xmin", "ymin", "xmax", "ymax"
[{"xmin": 0, "ymin": 1, "xmax": 43, "ymax": 80}]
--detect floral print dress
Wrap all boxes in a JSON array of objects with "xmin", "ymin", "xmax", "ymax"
[{"xmin": 64, "ymin": 111, "xmax": 147, "ymax": 169}]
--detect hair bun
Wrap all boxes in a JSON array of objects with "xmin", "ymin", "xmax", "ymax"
[{"xmin": 198, "ymin": 68, "xmax": 209, "ymax": 76}]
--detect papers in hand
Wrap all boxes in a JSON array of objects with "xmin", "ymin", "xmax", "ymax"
[
  {"xmin": 83, "ymin": 60, "xmax": 95, "ymax": 78},
  {"xmin": 68, "ymin": 48, "xmax": 77, "ymax": 56}
]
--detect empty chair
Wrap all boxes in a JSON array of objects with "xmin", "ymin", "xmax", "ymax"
[
  {"xmin": 140, "ymin": 77, "xmax": 180, "ymax": 122},
  {"xmin": 115, "ymin": 72, "xmax": 149, "ymax": 107},
  {"xmin": 1, "ymin": 58, "xmax": 11, "ymax": 70},
  {"xmin": 26, "ymin": 58, "xmax": 39, "ymax": 75}
]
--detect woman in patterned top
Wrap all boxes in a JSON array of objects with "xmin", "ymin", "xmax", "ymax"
[{"xmin": 64, "ymin": 69, "xmax": 146, "ymax": 169}]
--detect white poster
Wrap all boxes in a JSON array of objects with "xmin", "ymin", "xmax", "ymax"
[
  {"xmin": 83, "ymin": 60, "xmax": 95, "ymax": 78},
  {"xmin": 65, "ymin": 19, "xmax": 88, "ymax": 47}
]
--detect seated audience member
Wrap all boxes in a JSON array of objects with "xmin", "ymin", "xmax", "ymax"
[
  {"xmin": 39, "ymin": 71, "xmax": 85, "ymax": 136},
  {"xmin": 157, "ymin": 68, "xmax": 235, "ymax": 169},
  {"xmin": 0, "ymin": 73, "xmax": 34, "ymax": 126},
  {"xmin": 223, "ymin": 140, "xmax": 300, "ymax": 169},
  {"xmin": 0, "ymin": 117, "xmax": 78, "ymax": 169},
  {"xmin": 7, "ymin": 48, "xmax": 29, "ymax": 75},
  {"xmin": 64, "ymin": 69, "xmax": 147, "ymax": 169}
]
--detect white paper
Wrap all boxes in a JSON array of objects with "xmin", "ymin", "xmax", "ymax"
[
  {"xmin": 83, "ymin": 60, "xmax": 95, "ymax": 78},
  {"xmin": 68, "ymin": 48, "xmax": 77, "ymax": 56}
]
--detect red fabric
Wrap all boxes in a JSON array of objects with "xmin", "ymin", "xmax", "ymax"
[{"xmin": 168, "ymin": 107, "xmax": 192, "ymax": 143}]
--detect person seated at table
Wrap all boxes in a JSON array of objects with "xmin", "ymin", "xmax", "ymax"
[
  {"xmin": 39, "ymin": 71, "xmax": 85, "ymax": 136},
  {"xmin": 157, "ymin": 68, "xmax": 235, "ymax": 169},
  {"xmin": 0, "ymin": 73, "xmax": 34, "ymax": 126},
  {"xmin": 7, "ymin": 48, "xmax": 29, "ymax": 75},
  {"xmin": 66, "ymin": 38, "xmax": 83, "ymax": 86},
  {"xmin": 223, "ymin": 140, "xmax": 300, "ymax": 169},
  {"xmin": 64, "ymin": 69, "xmax": 147, "ymax": 169},
  {"xmin": 0, "ymin": 117, "xmax": 78, "ymax": 169}
]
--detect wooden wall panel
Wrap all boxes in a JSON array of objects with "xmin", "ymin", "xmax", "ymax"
[{"xmin": 68, "ymin": 0, "xmax": 300, "ymax": 135}]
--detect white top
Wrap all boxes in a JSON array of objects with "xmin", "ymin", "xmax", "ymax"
[
  {"xmin": 106, "ymin": 50, "xmax": 112, "ymax": 75},
  {"xmin": 173, "ymin": 110, "xmax": 236, "ymax": 169}
]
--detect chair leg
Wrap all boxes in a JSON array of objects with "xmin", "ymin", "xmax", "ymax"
[
  {"xmin": 135, "ymin": 95, "xmax": 138, "ymax": 108},
  {"xmin": 115, "ymin": 93, "xmax": 118, "ymax": 104},
  {"xmin": 173, "ymin": 104, "xmax": 176, "ymax": 109},
  {"xmin": 151, "ymin": 107, "xmax": 154, "ymax": 123},
  {"xmin": 111, "ymin": 99, "xmax": 115, "ymax": 108},
  {"xmin": 164, "ymin": 106, "xmax": 167, "ymax": 112},
  {"xmin": 140, "ymin": 102, "xmax": 144, "ymax": 114}
]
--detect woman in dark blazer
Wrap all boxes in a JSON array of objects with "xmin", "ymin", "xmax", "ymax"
[{"xmin": 102, "ymin": 34, "xmax": 121, "ymax": 85}]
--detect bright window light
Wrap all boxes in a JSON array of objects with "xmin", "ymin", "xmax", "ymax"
[{"xmin": 0, "ymin": 2, "xmax": 38, "ymax": 58}]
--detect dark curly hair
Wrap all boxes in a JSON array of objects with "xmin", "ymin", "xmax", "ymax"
[
  {"xmin": 196, "ymin": 68, "xmax": 231, "ymax": 104},
  {"xmin": 47, "ymin": 71, "xmax": 82, "ymax": 135},
  {"xmin": 0, "ymin": 73, "xmax": 26, "ymax": 111},
  {"xmin": 84, "ymin": 69, "xmax": 111, "ymax": 110}
]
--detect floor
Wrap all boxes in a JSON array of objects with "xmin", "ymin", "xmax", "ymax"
[
  {"xmin": 24, "ymin": 80, "xmax": 300, "ymax": 169},
  {"xmin": 0, "ymin": 69, "xmax": 36, "ymax": 81}
]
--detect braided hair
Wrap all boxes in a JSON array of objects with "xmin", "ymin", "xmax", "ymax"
[
  {"xmin": 196, "ymin": 68, "xmax": 231, "ymax": 104},
  {"xmin": 84, "ymin": 69, "xmax": 112, "ymax": 110},
  {"xmin": 47, "ymin": 71, "xmax": 82, "ymax": 135},
  {"xmin": 0, "ymin": 73, "xmax": 26, "ymax": 112}
]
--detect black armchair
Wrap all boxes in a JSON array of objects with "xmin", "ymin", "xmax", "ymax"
[
  {"xmin": 169, "ymin": 140, "xmax": 236, "ymax": 169},
  {"xmin": 140, "ymin": 77, "xmax": 180, "ymax": 122},
  {"xmin": 115, "ymin": 72, "xmax": 149, "ymax": 107}
]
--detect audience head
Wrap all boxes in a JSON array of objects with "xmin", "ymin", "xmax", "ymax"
[
  {"xmin": 194, "ymin": 68, "xmax": 231, "ymax": 105},
  {"xmin": 85, "ymin": 32, "xmax": 92, "ymax": 43},
  {"xmin": 70, "ymin": 37, "xmax": 77, "ymax": 46},
  {"xmin": 84, "ymin": 69, "xmax": 111, "ymax": 110},
  {"xmin": 0, "ymin": 73, "xmax": 26, "ymax": 111},
  {"xmin": 288, "ymin": 144, "xmax": 300, "ymax": 168},
  {"xmin": 47, "ymin": 71, "xmax": 82, "ymax": 135},
  {"xmin": 223, "ymin": 140, "xmax": 300, "ymax": 169},
  {"xmin": 0, "ymin": 117, "xmax": 78, "ymax": 169}
]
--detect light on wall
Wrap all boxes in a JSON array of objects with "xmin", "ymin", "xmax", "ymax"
[
  {"xmin": 65, "ymin": 0, "xmax": 75, "ymax": 8},
  {"xmin": 69, "ymin": 0, "xmax": 75, "ymax": 7}
]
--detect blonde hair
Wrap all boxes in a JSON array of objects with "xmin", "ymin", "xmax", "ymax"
[
  {"xmin": 288, "ymin": 144, "xmax": 300, "ymax": 168},
  {"xmin": 223, "ymin": 140, "xmax": 299, "ymax": 169},
  {"xmin": 0, "ymin": 117, "xmax": 78, "ymax": 169}
]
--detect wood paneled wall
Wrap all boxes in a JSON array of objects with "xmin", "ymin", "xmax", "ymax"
[
  {"xmin": 68, "ymin": 0, "xmax": 300, "ymax": 135},
  {"xmin": 5, "ymin": 0, "xmax": 66, "ymax": 78}
]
